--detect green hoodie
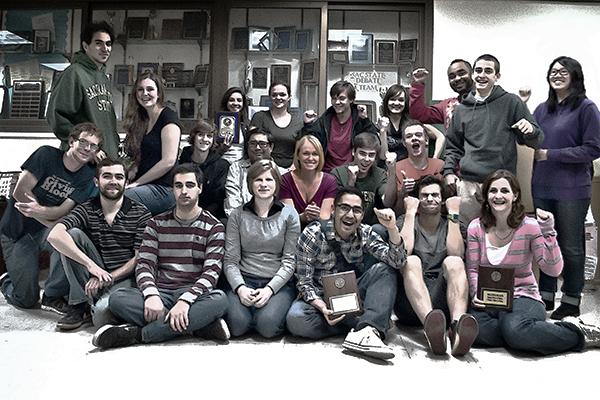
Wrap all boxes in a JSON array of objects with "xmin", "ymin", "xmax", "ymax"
[{"xmin": 47, "ymin": 51, "xmax": 119, "ymax": 158}]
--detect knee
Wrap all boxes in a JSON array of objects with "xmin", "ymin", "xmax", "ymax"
[
  {"xmin": 209, "ymin": 289, "xmax": 229, "ymax": 315},
  {"xmin": 107, "ymin": 287, "xmax": 130, "ymax": 311},
  {"xmin": 442, "ymin": 256, "xmax": 466, "ymax": 277},
  {"xmin": 285, "ymin": 302, "xmax": 312, "ymax": 338},
  {"xmin": 255, "ymin": 319, "xmax": 285, "ymax": 339},
  {"xmin": 402, "ymin": 256, "xmax": 423, "ymax": 278}
]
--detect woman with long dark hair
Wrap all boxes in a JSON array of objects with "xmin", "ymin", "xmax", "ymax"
[
  {"xmin": 532, "ymin": 56, "xmax": 600, "ymax": 319},
  {"xmin": 467, "ymin": 169, "xmax": 600, "ymax": 354},
  {"xmin": 123, "ymin": 72, "xmax": 180, "ymax": 215},
  {"xmin": 218, "ymin": 87, "xmax": 249, "ymax": 164}
]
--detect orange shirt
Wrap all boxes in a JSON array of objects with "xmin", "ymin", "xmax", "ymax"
[{"xmin": 395, "ymin": 158, "xmax": 444, "ymax": 191}]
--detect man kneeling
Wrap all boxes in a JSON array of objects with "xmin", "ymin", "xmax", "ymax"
[
  {"xmin": 92, "ymin": 163, "xmax": 229, "ymax": 349},
  {"xmin": 395, "ymin": 175, "xmax": 478, "ymax": 356}
]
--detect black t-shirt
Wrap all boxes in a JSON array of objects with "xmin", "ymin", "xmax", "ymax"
[{"xmin": 0, "ymin": 146, "xmax": 96, "ymax": 240}]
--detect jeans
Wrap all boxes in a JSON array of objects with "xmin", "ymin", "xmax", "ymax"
[
  {"xmin": 0, "ymin": 232, "xmax": 67, "ymax": 308},
  {"xmin": 471, "ymin": 297, "xmax": 583, "ymax": 355},
  {"xmin": 109, "ymin": 287, "xmax": 228, "ymax": 343},
  {"xmin": 225, "ymin": 275, "xmax": 295, "ymax": 338},
  {"xmin": 60, "ymin": 228, "xmax": 134, "ymax": 326},
  {"xmin": 125, "ymin": 184, "xmax": 175, "ymax": 216},
  {"xmin": 286, "ymin": 262, "xmax": 398, "ymax": 340},
  {"xmin": 533, "ymin": 198, "xmax": 589, "ymax": 305}
]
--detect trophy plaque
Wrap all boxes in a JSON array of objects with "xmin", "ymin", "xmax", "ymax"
[
  {"xmin": 322, "ymin": 271, "xmax": 362, "ymax": 317},
  {"xmin": 215, "ymin": 112, "xmax": 240, "ymax": 144},
  {"xmin": 477, "ymin": 267, "xmax": 515, "ymax": 310}
]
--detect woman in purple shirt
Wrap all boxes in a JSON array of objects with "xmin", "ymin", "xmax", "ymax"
[{"xmin": 532, "ymin": 56, "xmax": 600, "ymax": 319}]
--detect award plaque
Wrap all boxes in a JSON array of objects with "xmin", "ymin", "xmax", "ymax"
[
  {"xmin": 215, "ymin": 112, "xmax": 240, "ymax": 144},
  {"xmin": 322, "ymin": 271, "xmax": 362, "ymax": 317},
  {"xmin": 477, "ymin": 267, "xmax": 515, "ymax": 310}
]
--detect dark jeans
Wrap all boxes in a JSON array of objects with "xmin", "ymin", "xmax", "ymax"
[
  {"xmin": 286, "ymin": 262, "xmax": 398, "ymax": 340},
  {"xmin": 471, "ymin": 297, "xmax": 583, "ymax": 355},
  {"xmin": 533, "ymin": 197, "xmax": 589, "ymax": 305}
]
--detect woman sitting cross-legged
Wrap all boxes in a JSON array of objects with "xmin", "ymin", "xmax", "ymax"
[
  {"xmin": 224, "ymin": 160, "xmax": 301, "ymax": 338},
  {"xmin": 467, "ymin": 169, "xmax": 600, "ymax": 355}
]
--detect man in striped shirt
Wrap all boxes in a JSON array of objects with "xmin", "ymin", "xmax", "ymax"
[
  {"xmin": 48, "ymin": 158, "xmax": 152, "ymax": 330},
  {"xmin": 92, "ymin": 163, "xmax": 229, "ymax": 349}
]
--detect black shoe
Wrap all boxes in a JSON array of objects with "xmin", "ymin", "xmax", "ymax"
[
  {"xmin": 0, "ymin": 272, "xmax": 9, "ymax": 288},
  {"xmin": 449, "ymin": 314, "xmax": 479, "ymax": 357},
  {"xmin": 57, "ymin": 304, "xmax": 91, "ymax": 331},
  {"xmin": 41, "ymin": 294, "xmax": 69, "ymax": 316},
  {"xmin": 194, "ymin": 318, "xmax": 230, "ymax": 342},
  {"xmin": 550, "ymin": 303, "xmax": 580, "ymax": 320},
  {"xmin": 543, "ymin": 298, "xmax": 555, "ymax": 311},
  {"xmin": 92, "ymin": 324, "xmax": 141, "ymax": 349}
]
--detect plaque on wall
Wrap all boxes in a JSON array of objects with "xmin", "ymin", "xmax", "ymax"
[
  {"xmin": 231, "ymin": 27, "xmax": 249, "ymax": 51},
  {"xmin": 126, "ymin": 17, "xmax": 149, "ymax": 40},
  {"xmin": 295, "ymin": 29, "xmax": 312, "ymax": 51},
  {"xmin": 399, "ymin": 39, "xmax": 418, "ymax": 62},
  {"xmin": 375, "ymin": 40, "xmax": 397, "ymax": 65},
  {"xmin": 252, "ymin": 67, "xmax": 268, "ymax": 89},
  {"xmin": 33, "ymin": 30, "xmax": 51, "ymax": 53},
  {"xmin": 274, "ymin": 26, "xmax": 295, "ymax": 51},
  {"xmin": 114, "ymin": 65, "xmax": 134, "ymax": 86},
  {"xmin": 270, "ymin": 64, "xmax": 291, "ymax": 87},
  {"xmin": 193, "ymin": 65, "xmax": 210, "ymax": 87},
  {"xmin": 322, "ymin": 271, "xmax": 362, "ymax": 317},
  {"xmin": 10, "ymin": 80, "xmax": 45, "ymax": 119},
  {"xmin": 162, "ymin": 63, "xmax": 184, "ymax": 85},
  {"xmin": 136, "ymin": 62, "xmax": 159, "ymax": 78},
  {"xmin": 300, "ymin": 59, "xmax": 318, "ymax": 84},
  {"xmin": 183, "ymin": 11, "xmax": 208, "ymax": 39},
  {"xmin": 180, "ymin": 98, "xmax": 195, "ymax": 119},
  {"xmin": 175, "ymin": 70, "xmax": 194, "ymax": 87},
  {"xmin": 477, "ymin": 267, "xmax": 515, "ymax": 310},
  {"xmin": 161, "ymin": 19, "xmax": 183, "ymax": 40}
]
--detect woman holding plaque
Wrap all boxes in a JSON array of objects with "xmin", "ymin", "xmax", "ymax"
[
  {"xmin": 250, "ymin": 82, "xmax": 304, "ymax": 168},
  {"xmin": 467, "ymin": 169, "xmax": 600, "ymax": 354},
  {"xmin": 380, "ymin": 84, "xmax": 444, "ymax": 161},
  {"xmin": 279, "ymin": 135, "xmax": 337, "ymax": 227},
  {"xmin": 179, "ymin": 119, "xmax": 230, "ymax": 220},
  {"xmin": 224, "ymin": 160, "xmax": 301, "ymax": 338},
  {"xmin": 218, "ymin": 87, "xmax": 249, "ymax": 164},
  {"xmin": 124, "ymin": 71, "xmax": 180, "ymax": 215},
  {"xmin": 531, "ymin": 56, "xmax": 600, "ymax": 320}
]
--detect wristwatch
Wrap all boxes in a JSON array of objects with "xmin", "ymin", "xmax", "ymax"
[{"xmin": 447, "ymin": 213, "xmax": 459, "ymax": 223}]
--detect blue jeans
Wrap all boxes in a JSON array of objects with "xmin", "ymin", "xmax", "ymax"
[
  {"xmin": 533, "ymin": 198, "xmax": 589, "ymax": 305},
  {"xmin": 60, "ymin": 228, "xmax": 133, "ymax": 327},
  {"xmin": 1, "ymin": 232, "xmax": 67, "ymax": 308},
  {"xmin": 109, "ymin": 287, "xmax": 228, "ymax": 343},
  {"xmin": 125, "ymin": 184, "xmax": 175, "ymax": 216},
  {"xmin": 225, "ymin": 275, "xmax": 295, "ymax": 338},
  {"xmin": 471, "ymin": 297, "xmax": 583, "ymax": 355},
  {"xmin": 286, "ymin": 262, "xmax": 398, "ymax": 340}
]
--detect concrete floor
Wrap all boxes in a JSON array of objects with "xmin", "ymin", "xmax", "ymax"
[{"xmin": 2, "ymin": 282, "xmax": 600, "ymax": 400}]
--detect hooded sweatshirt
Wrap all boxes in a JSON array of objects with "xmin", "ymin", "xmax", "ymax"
[
  {"xmin": 443, "ymin": 85, "xmax": 543, "ymax": 183},
  {"xmin": 47, "ymin": 51, "xmax": 119, "ymax": 158}
]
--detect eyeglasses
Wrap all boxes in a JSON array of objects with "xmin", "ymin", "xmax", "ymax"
[
  {"xmin": 77, "ymin": 138, "xmax": 100, "ymax": 152},
  {"xmin": 549, "ymin": 68, "xmax": 569, "ymax": 77},
  {"xmin": 336, "ymin": 203, "xmax": 364, "ymax": 216},
  {"xmin": 248, "ymin": 140, "xmax": 270, "ymax": 149}
]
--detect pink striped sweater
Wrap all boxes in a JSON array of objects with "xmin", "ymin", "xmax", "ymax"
[{"xmin": 466, "ymin": 216, "xmax": 563, "ymax": 303}]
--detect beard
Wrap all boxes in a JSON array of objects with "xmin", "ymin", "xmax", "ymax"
[{"xmin": 100, "ymin": 185, "xmax": 125, "ymax": 200}]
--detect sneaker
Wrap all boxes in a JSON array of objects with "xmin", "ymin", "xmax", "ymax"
[
  {"xmin": 543, "ymin": 298, "xmax": 555, "ymax": 312},
  {"xmin": 550, "ymin": 303, "xmax": 580, "ymax": 320},
  {"xmin": 449, "ymin": 314, "xmax": 479, "ymax": 357},
  {"xmin": 40, "ymin": 294, "xmax": 69, "ymax": 316},
  {"xmin": 342, "ymin": 326, "xmax": 395, "ymax": 360},
  {"xmin": 92, "ymin": 324, "xmax": 141, "ymax": 349},
  {"xmin": 423, "ymin": 309, "xmax": 447, "ymax": 355},
  {"xmin": 194, "ymin": 318, "xmax": 230, "ymax": 342},
  {"xmin": 56, "ymin": 304, "xmax": 92, "ymax": 331},
  {"xmin": 0, "ymin": 272, "xmax": 9, "ymax": 288},
  {"xmin": 563, "ymin": 317, "xmax": 600, "ymax": 348}
]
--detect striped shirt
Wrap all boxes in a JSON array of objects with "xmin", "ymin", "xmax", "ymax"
[
  {"xmin": 466, "ymin": 216, "xmax": 563, "ymax": 303},
  {"xmin": 136, "ymin": 208, "xmax": 225, "ymax": 303},
  {"xmin": 296, "ymin": 219, "xmax": 406, "ymax": 302},
  {"xmin": 60, "ymin": 196, "xmax": 151, "ymax": 270}
]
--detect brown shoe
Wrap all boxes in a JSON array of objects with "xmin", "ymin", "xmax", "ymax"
[
  {"xmin": 423, "ymin": 309, "xmax": 447, "ymax": 355},
  {"xmin": 450, "ymin": 313, "xmax": 479, "ymax": 357}
]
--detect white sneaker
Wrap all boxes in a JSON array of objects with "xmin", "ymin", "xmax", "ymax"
[
  {"xmin": 563, "ymin": 317, "xmax": 600, "ymax": 348},
  {"xmin": 342, "ymin": 326, "xmax": 395, "ymax": 360}
]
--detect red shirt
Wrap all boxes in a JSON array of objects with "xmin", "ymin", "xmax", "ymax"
[{"xmin": 324, "ymin": 116, "xmax": 352, "ymax": 172}]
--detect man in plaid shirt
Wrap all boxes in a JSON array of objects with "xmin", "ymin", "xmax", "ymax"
[{"xmin": 286, "ymin": 186, "xmax": 406, "ymax": 360}]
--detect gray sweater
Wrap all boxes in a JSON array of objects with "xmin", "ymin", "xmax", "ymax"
[{"xmin": 224, "ymin": 200, "xmax": 301, "ymax": 293}]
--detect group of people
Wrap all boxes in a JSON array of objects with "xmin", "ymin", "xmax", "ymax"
[{"xmin": 1, "ymin": 20, "xmax": 600, "ymax": 361}]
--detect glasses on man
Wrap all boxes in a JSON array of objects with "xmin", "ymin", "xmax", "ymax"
[
  {"xmin": 336, "ymin": 203, "xmax": 364, "ymax": 216},
  {"xmin": 77, "ymin": 138, "xmax": 99, "ymax": 152},
  {"xmin": 248, "ymin": 140, "xmax": 270, "ymax": 149},
  {"xmin": 549, "ymin": 68, "xmax": 569, "ymax": 77}
]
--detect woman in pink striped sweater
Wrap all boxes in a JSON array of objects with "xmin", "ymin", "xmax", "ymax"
[{"xmin": 467, "ymin": 169, "xmax": 600, "ymax": 354}]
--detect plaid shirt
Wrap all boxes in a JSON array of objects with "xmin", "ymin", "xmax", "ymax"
[{"xmin": 295, "ymin": 219, "xmax": 406, "ymax": 302}]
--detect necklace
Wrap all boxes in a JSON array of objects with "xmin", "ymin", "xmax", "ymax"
[{"xmin": 494, "ymin": 228, "xmax": 514, "ymax": 241}]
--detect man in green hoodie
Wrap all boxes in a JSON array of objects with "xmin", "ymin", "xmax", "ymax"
[
  {"xmin": 443, "ymin": 54, "xmax": 543, "ymax": 225},
  {"xmin": 48, "ymin": 21, "xmax": 119, "ymax": 159}
]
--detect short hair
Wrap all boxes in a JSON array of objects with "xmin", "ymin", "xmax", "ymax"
[
  {"xmin": 246, "ymin": 159, "xmax": 282, "ymax": 197},
  {"xmin": 243, "ymin": 127, "xmax": 274, "ymax": 159},
  {"xmin": 172, "ymin": 163, "xmax": 204, "ymax": 187},
  {"xmin": 330, "ymin": 80, "xmax": 356, "ymax": 102},
  {"xmin": 401, "ymin": 119, "xmax": 427, "ymax": 140},
  {"xmin": 381, "ymin": 84, "xmax": 410, "ymax": 119},
  {"xmin": 268, "ymin": 82, "xmax": 291, "ymax": 97},
  {"xmin": 188, "ymin": 119, "xmax": 217, "ymax": 146},
  {"xmin": 480, "ymin": 169, "xmax": 525, "ymax": 229},
  {"xmin": 292, "ymin": 135, "xmax": 324, "ymax": 172},
  {"xmin": 474, "ymin": 54, "xmax": 500, "ymax": 74},
  {"xmin": 69, "ymin": 122, "xmax": 103, "ymax": 144},
  {"xmin": 352, "ymin": 132, "xmax": 381, "ymax": 153},
  {"xmin": 415, "ymin": 174, "xmax": 443, "ymax": 196},
  {"xmin": 334, "ymin": 186, "xmax": 364, "ymax": 208},
  {"xmin": 95, "ymin": 158, "xmax": 128, "ymax": 180},
  {"xmin": 448, "ymin": 59, "xmax": 473, "ymax": 74},
  {"xmin": 81, "ymin": 21, "xmax": 115, "ymax": 48},
  {"xmin": 545, "ymin": 56, "xmax": 587, "ymax": 113}
]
